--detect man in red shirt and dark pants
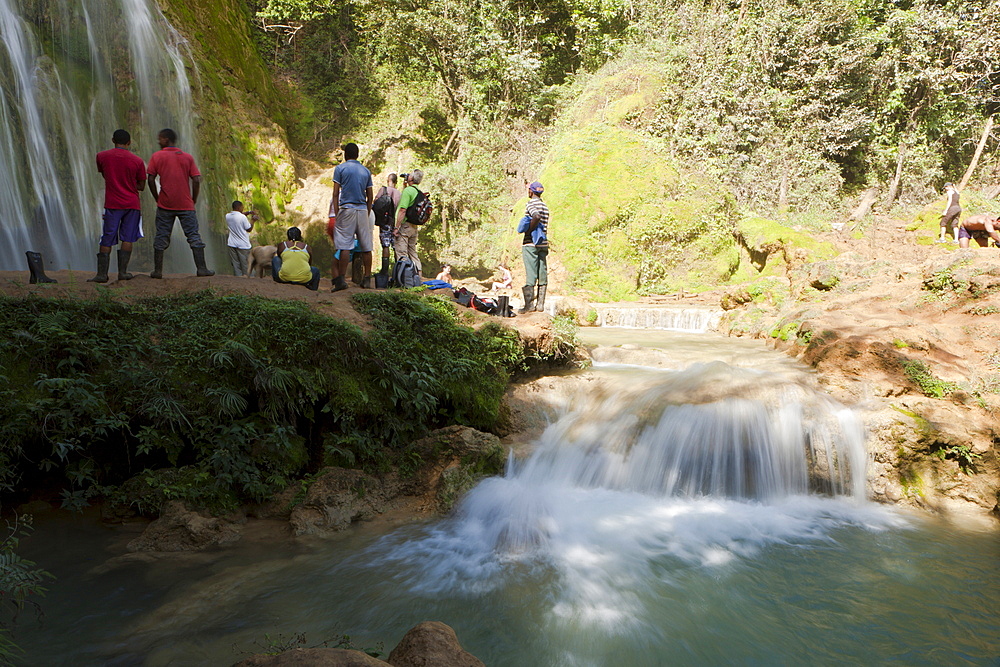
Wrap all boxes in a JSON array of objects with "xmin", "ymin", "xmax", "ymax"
[
  {"xmin": 88, "ymin": 129, "xmax": 146, "ymax": 283},
  {"xmin": 146, "ymin": 128, "xmax": 214, "ymax": 278}
]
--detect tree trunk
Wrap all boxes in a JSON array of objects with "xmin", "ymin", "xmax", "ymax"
[
  {"xmin": 849, "ymin": 187, "xmax": 879, "ymax": 221},
  {"xmin": 886, "ymin": 142, "xmax": 906, "ymax": 205},
  {"xmin": 959, "ymin": 115, "xmax": 995, "ymax": 191}
]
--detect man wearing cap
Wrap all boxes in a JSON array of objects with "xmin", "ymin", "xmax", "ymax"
[
  {"xmin": 958, "ymin": 213, "xmax": 1000, "ymax": 249},
  {"xmin": 517, "ymin": 181, "xmax": 549, "ymax": 313},
  {"xmin": 88, "ymin": 129, "xmax": 146, "ymax": 283},
  {"xmin": 330, "ymin": 142, "xmax": 374, "ymax": 291}
]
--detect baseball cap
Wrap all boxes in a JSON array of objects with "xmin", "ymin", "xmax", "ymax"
[{"xmin": 528, "ymin": 181, "xmax": 544, "ymax": 193}]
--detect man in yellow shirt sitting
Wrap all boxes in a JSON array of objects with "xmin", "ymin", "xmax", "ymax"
[{"xmin": 272, "ymin": 227, "xmax": 321, "ymax": 291}]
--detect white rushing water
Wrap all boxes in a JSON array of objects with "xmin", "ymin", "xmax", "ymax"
[
  {"xmin": 0, "ymin": 0, "xmax": 203, "ymax": 271},
  {"xmin": 362, "ymin": 357, "xmax": 906, "ymax": 656}
]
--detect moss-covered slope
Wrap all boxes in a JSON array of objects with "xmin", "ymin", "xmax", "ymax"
[{"xmin": 529, "ymin": 53, "xmax": 835, "ymax": 301}]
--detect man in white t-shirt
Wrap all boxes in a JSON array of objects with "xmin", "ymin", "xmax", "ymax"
[{"xmin": 225, "ymin": 200, "xmax": 254, "ymax": 276}]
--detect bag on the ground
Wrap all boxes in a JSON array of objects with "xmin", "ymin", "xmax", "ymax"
[
  {"xmin": 391, "ymin": 258, "xmax": 421, "ymax": 288},
  {"xmin": 471, "ymin": 295, "xmax": 501, "ymax": 315},
  {"xmin": 372, "ymin": 187, "xmax": 395, "ymax": 229},
  {"xmin": 405, "ymin": 189, "xmax": 433, "ymax": 226},
  {"xmin": 454, "ymin": 287, "xmax": 474, "ymax": 307}
]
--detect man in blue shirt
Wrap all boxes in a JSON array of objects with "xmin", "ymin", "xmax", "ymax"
[{"xmin": 330, "ymin": 142, "xmax": 374, "ymax": 290}]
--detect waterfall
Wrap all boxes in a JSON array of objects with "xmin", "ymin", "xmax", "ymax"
[
  {"xmin": 0, "ymin": 0, "xmax": 203, "ymax": 271},
  {"xmin": 595, "ymin": 305, "xmax": 723, "ymax": 332},
  {"xmin": 458, "ymin": 362, "xmax": 870, "ymax": 554}
]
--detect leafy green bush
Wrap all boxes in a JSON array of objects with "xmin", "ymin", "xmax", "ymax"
[{"xmin": 0, "ymin": 291, "xmax": 539, "ymax": 512}]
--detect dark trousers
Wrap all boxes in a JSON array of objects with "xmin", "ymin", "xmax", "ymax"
[{"xmin": 154, "ymin": 208, "xmax": 204, "ymax": 250}]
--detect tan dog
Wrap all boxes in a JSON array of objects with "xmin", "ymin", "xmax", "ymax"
[{"xmin": 247, "ymin": 245, "xmax": 277, "ymax": 278}]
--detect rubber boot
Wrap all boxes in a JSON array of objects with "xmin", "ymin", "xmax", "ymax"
[
  {"xmin": 518, "ymin": 285, "xmax": 535, "ymax": 314},
  {"xmin": 150, "ymin": 249, "xmax": 164, "ymax": 279},
  {"xmin": 192, "ymin": 246, "xmax": 214, "ymax": 277},
  {"xmin": 535, "ymin": 285, "xmax": 547, "ymax": 312},
  {"xmin": 87, "ymin": 252, "xmax": 110, "ymax": 283},
  {"xmin": 25, "ymin": 251, "xmax": 56, "ymax": 284},
  {"xmin": 117, "ymin": 249, "xmax": 133, "ymax": 281}
]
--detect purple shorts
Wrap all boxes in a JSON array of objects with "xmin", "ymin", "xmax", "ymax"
[
  {"xmin": 100, "ymin": 209, "xmax": 143, "ymax": 247},
  {"xmin": 958, "ymin": 225, "xmax": 987, "ymax": 241}
]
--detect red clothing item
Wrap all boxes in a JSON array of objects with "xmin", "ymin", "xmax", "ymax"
[
  {"xmin": 147, "ymin": 146, "xmax": 200, "ymax": 211},
  {"xmin": 96, "ymin": 148, "xmax": 146, "ymax": 209}
]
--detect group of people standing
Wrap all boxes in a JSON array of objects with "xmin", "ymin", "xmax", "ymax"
[
  {"xmin": 89, "ymin": 128, "xmax": 213, "ymax": 283},
  {"xmin": 90, "ymin": 131, "xmax": 552, "ymax": 310},
  {"xmin": 324, "ymin": 142, "xmax": 427, "ymax": 291}
]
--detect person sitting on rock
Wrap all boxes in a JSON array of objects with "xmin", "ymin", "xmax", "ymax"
[
  {"xmin": 272, "ymin": 227, "xmax": 320, "ymax": 290},
  {"xmin": 491, "ymin": 263, "xmax": 512, "ymax": 291},
  {"xmin": 958, "ymin": 214, "xmax": 1000, "ymax": 249}
]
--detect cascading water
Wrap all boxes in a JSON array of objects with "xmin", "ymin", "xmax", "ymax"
[{"xmin": 0, "ymin": 0, "xmax": 204, "ymax": 271}]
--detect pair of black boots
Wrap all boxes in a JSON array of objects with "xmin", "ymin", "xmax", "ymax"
[
  {"xmin": 519, "ymin": 284, "xmax": 547, "ymax": 314},
  {"xmin": 86, "ymin": 249, "xmax": 134, "ymax": 283}
]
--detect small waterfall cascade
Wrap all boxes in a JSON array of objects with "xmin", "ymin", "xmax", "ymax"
[
  {"xmin": 0, "ymin": 0, "xmax": 201, "ymax": 271},
  {"xmin": 595, "ymin": 304, "xmax": 723, "ymax": 332},
  {"xmin": 457, "ymin": 362, "xmax": 869, "ymax": 554}
]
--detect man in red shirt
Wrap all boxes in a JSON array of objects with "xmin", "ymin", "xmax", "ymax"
[
  {"xmin": 146, "ymin": 128, "xmax": 214, "ymax": 277},
  {"xmin": 88, "ymin": 129, "xmax": 146, "ymax": 283}
]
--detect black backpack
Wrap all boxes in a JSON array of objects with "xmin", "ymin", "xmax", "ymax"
[
  {"xmin": 405, "ymin": 189, "xmax": 433, "ymax": 226},
  {"xmin": 372, "ymin": 187, "xmax": 395, "ymax": 229}
]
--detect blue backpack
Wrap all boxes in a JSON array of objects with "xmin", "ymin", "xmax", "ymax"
[{"xmin": 391, "ymin": 258, "xmax": 421, "ymax": 288}]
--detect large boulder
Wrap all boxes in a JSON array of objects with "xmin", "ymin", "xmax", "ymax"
[
  {"xmin": 407, "ymin": 426, "xmax": 505, "ymax": 513},
  {"xmin": 387, "ymin": 622, "xmax": 485, "ymax": 667},
  {"xmin": 233, "ymin": 648, "xmax": 388, "ymax": 666},
  {"xmin": 289, "ymin": 468, "xmax": 401, "ymax": 536},
  {"xmin": 127, "ymin": 501, "xmax": 244, "ymax": 552}
]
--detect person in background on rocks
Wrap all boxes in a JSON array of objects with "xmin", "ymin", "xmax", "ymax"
[
  {"xmin": 225, "ymin": 200, "xmax": 254, "ymax": 276},
  {"xmin": 394, "ymin": 169, "xmax": 425, "ymax": 278},
  {"xmin": 436, "ymin": 264, "xmax": 453, "ymax": 282},
  {"xmin": 518, "ymin": 181, "xmax": 549, "ymax": 313},
  {"xmin": 374, "ymin": 173, "xmax": 401, "ymax": 276},
  {"xmin": 330, "ymin": 142, "xmax": 374, "ymax": 291},
  {"xmin": 146, "ymin": 128, "xmax": 214, "ymax": 278},
  {"xmin": 272, "ymin": 227, "xmax": 320, "ymax": 290},
  {"xmin": 490, "ymin": 263, "xmax": 512, "ymax": 291},
  {"xmin": 938, "ymin": 183, "xmax": 961, "ymax": 243},
  {"xmin": 958, "ymin": 213, "xmax": 1000, "ymax": 249},
  {"xmin": 89, "ymin": 129, "xmax": 146, "ymax": 283}
]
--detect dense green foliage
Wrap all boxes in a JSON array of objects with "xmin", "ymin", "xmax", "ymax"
[{"xmin": 0, "ymin": 291, "xmax": 528, "ymax": 512}]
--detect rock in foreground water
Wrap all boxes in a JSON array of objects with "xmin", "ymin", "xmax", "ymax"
[{"xmin": 232, "ymin": 621, "xmax": 485, "ymax": 667}]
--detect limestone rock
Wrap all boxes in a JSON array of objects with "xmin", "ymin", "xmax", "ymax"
[
  {"xmin": 410, "ymin": 425, "xmax": 502, "ymax": 461},
  {"xmin": 720, "ymin": 289, "xmax": 752, "ymax": 310},
  {"xmin": 408, "ymin": 426, "xmax": 505, "ymax": 512},
  {"xmin": 387, "ymin": 622, "xmax": 485, "ymax": 667},
  {"xmin": 289, "ymin": 468, "xmax": 399, "ymax": 536},
  {"xmin": 127, "ymin": 501, "xmax": 244, "ymax": 552},
  {"xmin": 233, "ymin": 648, "xmax": 388, "ymax": 666},
  {"xmin": 805, "ymin": 261, "xmax": 840, "ymax": 290}
]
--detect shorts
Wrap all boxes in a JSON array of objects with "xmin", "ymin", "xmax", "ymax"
[
  {"xmin": 333, "ymin": 207, "xmax": 373, "ymax": 252},
  {"xmin": 379, "ymin": 224, "xmax": 393, "ymax": 248},
  {"xmin": 958, "ymin": 226, "xmax": 988, "ymax": 241},
  {"xmin": 100, "ymin": 209, "xmax": 143, "ymax": 247},
  {"xmin": 941, "ymin": 206, "xmax": 961, "ymax": 228}
]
